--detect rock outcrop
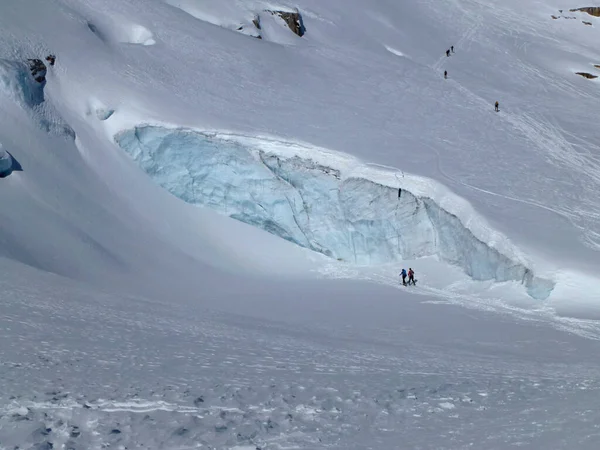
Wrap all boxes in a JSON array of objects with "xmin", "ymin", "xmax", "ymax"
[
  {"xmin": 239, "ymin": 9, "xmax": 305, "ymax": 40},
  {"xmin": 576, "ymin": 72, "xmax": 598, "ymax": 79},
  {"xmin": 27, "ymin": 59, "xmax": 47, "ymax": 83},
  {"xmin": 267, "ymin": 9, "xmax": 305, "ymax": 37},
  {"xmin": 570, "ymin": 6, "xmax": 600, "ymax": 16}
]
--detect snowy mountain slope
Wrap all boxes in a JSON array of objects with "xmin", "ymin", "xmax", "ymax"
[
  {"xmin": 2, "ymin": 0, "xmax": 600, "ymax": 447},
  {"xmin": 3, "ymin": 257, "xmax": 600, "ymax": 449}
]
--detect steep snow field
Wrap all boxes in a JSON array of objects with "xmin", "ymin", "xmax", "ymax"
[{"xmin": 2, "ymin": 0, "xmax": 600, "ymax": 448}]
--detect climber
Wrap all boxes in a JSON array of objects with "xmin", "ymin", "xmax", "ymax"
[
  {"xmin": 400, "ymin": 269, "xmax": 407, "ymax": 286},
  {"xmin": 398, "ymin": 188, "xmax": 402, "ymax": 198},
  {"xmin": 446, "ymin": 49, "xmax": 450, "ymax": 57},
  {"xmin": 407, "ymin": 268, "xmax": 416, "ymax": 285},
  {"xmin": 495, "ymin": 101, "xmax": 499, "ymax": 112},
  {"xmin": 444, "ymin": 70, "xmax": 448, "ymax": 79},
  {"xmin": 451, "ymin": 45, "xmax": 454, "ymax": 53}
]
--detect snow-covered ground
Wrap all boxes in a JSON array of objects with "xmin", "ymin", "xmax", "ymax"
[{"xmin": 2, "ymin": 0, "xmax": 600, "ymax": 448}]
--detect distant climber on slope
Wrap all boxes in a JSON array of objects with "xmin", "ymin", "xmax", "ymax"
[
  {"xmin": 444, "ymin": 70, "xmax": 448, "ymax": 79},
  {"xmin": 407, "ymin": 268, "xmax": 416, "ymax": 285},
  {"xmin": 446, "ymin": 49, "xmax": 450, "ymax": 57},
  {"xmin": 495, "ymin": 101, "xmax": 499, "ymax": 112},
  {"xmin": 400, "ymin": 268, "xmax": 407, "ymax": 286},
  {"xmin": 451, "ymin": 45, "xmax": 454, "ymax": 53}
]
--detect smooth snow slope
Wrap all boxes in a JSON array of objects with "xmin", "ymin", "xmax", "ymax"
[{"xmin": 1, "ymin": 0, "xmax": 600, "ymax": 448}]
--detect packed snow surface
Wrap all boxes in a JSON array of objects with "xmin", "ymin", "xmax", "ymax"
[{"xmin": 2, "ymin": 0, "xmax": 600, "ymax": 448}]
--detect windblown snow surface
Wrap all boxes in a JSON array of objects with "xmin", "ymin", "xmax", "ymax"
[{"xmin": 2, "ymin": 0, "xmax": 600, "ymax": 448}]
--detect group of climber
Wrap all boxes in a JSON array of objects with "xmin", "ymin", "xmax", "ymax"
[
  {"xmin": 443, "ymin": 45, "xmax": 499, "ymax": 112},
  {"xmin": 399, "ymin": 268, "xmax": 416, "ymax": 286},
  {"xmin": 443, "ymin": 45, "xmax": 454, "ymax": 79}
]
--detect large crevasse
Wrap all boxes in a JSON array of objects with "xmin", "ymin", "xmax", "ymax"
[{"xmin": 115, "ymin": 126, "xmax": 554, "ymax": 300}]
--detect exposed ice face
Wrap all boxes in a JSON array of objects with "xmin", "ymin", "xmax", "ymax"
[
  {"xmin": 0, "ymin": 59, "xmax": 44, "ymax": 107},
  {"xmin": 116, "ymin": 126, "xmax": 554, "ymax": 299},
  {"xmin": 0, "ymin": 143, "xmax": 11, "ymax": 176}
]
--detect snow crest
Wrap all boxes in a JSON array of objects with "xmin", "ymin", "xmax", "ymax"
[{"xmin": 115, "ymin": 126, "xmax": 554, "ymax": 299}]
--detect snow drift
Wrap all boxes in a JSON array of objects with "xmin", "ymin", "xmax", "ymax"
[{"xmin": 116, "ymin": 126, "xmax": 554, "ymax": 300}]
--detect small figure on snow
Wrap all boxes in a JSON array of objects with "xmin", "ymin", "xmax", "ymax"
[
  {"xmin": 446, "ymin": 49, "xmax": 450, "ymax": 57},
  {"xmin": 46, "ymin": 54, "xmax": 56, "ymax": 66},
  {"xmin": 400, "ymin": 268, "xmax": 407, "ymax": 286},
  {"xmin": 444, "ymin": 70, "xmax": 448, "ymax": 79},
  {"xmin": 407, "ymin": 268, "xmax": 416, "ymax": 285},
  {"xmin": 398, "ymin": 188, "xmax": 402, "ymax": 198},
  {"xmin": 494, "ymin": 101, "xmax": 499, "ymax": 112},
  {"xmin": 451, "ymin": 45, "xmax": 454, "ymax": 53}
]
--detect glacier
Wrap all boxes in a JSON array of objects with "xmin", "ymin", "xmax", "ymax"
[{"xmin": 116, "ymin": 126, "xmax": 554, "ymax": 300}]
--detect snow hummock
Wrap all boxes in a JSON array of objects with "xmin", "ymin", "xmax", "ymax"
[
  {"xmin": 87, "ymin": 18, "xmax": 155, "ymax": 46},
  {"xmin": 87, "ymin": 97, "xmax": 115, "ymax": 121}
]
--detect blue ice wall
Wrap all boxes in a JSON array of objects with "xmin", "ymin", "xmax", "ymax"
[{"xmin": 116, "ymin": 126, "xmax": 554, "ymax": 299}]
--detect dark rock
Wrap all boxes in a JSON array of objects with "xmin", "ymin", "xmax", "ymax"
[
  {"xmin": 70, "ymin": 426, "xmax": 81, "ymax": 438},
  {"xmin": 583, "ymin": 20, "xmax": 593, "ymax": 25},
  {"xmin": 253, "ymin": 16, "xmax": 261, "ymax": 30},
  {"xmin": 27, "ymin": 59, "xmax": 47, "ymax": 83},
  {"xmin": 576, "ymin": 71, "xmax": 598, "ymax": 79},
  {"xmin": 110, "ymin": 429, "xmax": 121, "ymax": 434},
  {"xmin": 193, "ymin": 396, "xmax": 204, "ymax": 406},
  {"xmin": 267, "ymin": 9, "xmax": 305, "ymax": 36}
]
